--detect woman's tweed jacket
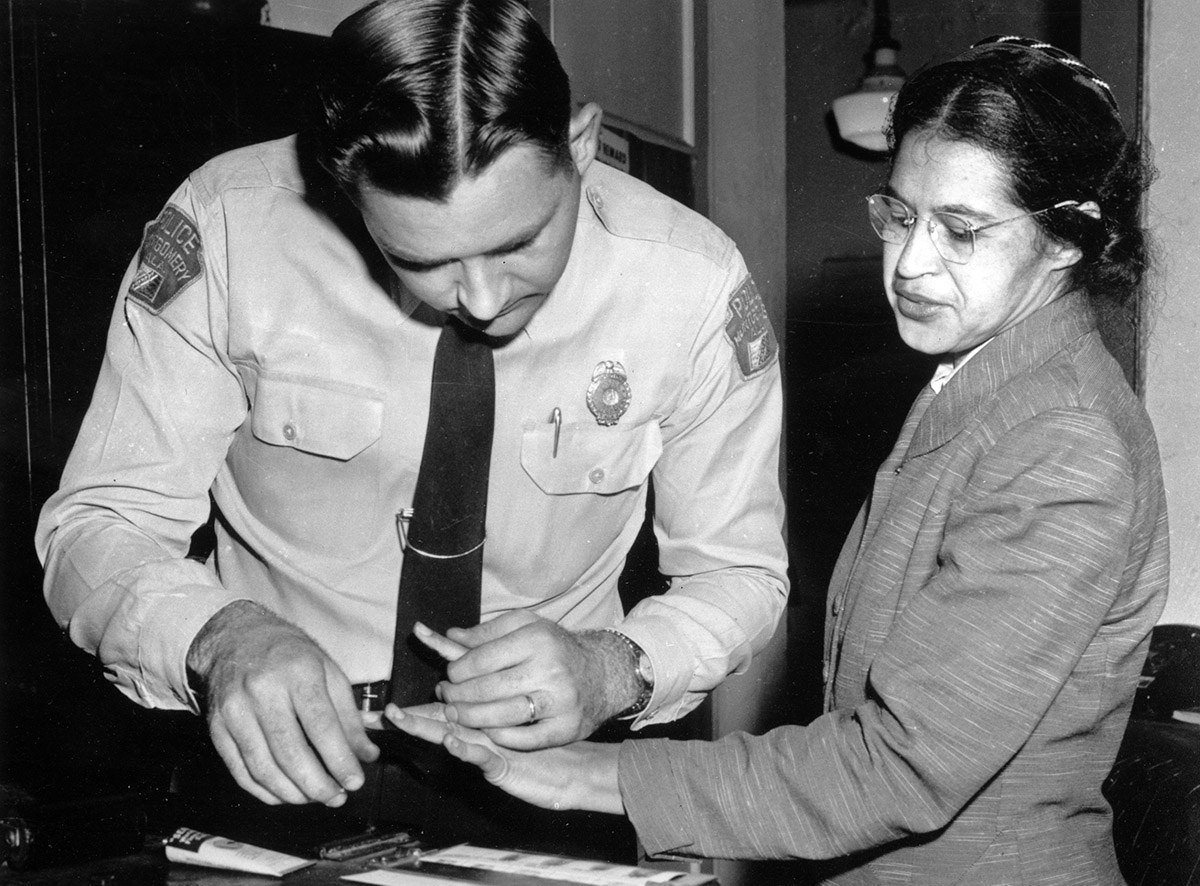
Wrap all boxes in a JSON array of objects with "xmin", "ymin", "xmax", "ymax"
[{"xmin": 621, "ymin": 291, "xmax": 1169, "ymax": 886}]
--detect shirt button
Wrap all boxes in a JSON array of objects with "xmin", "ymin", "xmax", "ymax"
[
  {"xmin": 588, "ymin": 468, "xmax": 605, "ymax": 484},
  {"xmin": 282, "ymin": 423, "xmax": 297, "ymax": 441}
]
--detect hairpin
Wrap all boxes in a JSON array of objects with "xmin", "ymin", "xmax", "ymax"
[{"xmin": 974, "ymin": 34, "xmax": 1119, "ymax": 113}]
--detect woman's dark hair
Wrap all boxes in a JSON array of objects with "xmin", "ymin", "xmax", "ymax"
[
  {"xmin": 887, "ymin": 37, "xmax": 1156, "ymax": 315},
  {"xmin": 314, "ymin": 0, "xmax": 572, "ymax": 201}
]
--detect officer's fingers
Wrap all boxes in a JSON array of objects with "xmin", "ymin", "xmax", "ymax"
[
  {"xmin": 236, "ymin": 674, "xmax": 341, "ymax": 805},
  {"xmin": 436, "ymin": 663, "xmax": 532, "ymax": 705},
  {"xmin": 210, "ymin": 719, "xmax": 283, "ymax": 806},
  {"xmin": 214, "ymin": 703, "xmax": 309, "ymax": 805},
  {"xmin": 413, "ymin": 622, "xmax": 468, "ymax": 662},
  {"xmin": 325, "ymin": 668, "xmax": 380, "ymax": 765},
  {"xmin": 453, "ymin": 621, "xmax": 581, "ymax": 685},
  {"xmin": 285, "ymin": 685, "xmax": 362, "ymax": 804},
  {"xmin": 444, "ymin": 611, "xmax": 539, "ymax": 647},
  {"xmin": 442, "ymin": 631, "xmax": 545, "ymax": 685},
  {"xmin": 481, "ymin": 718, "xmax": 576, "ymax": 751},
  {"xmin": 323, "ymin": 692, "xmax": 378, "ymax": 775},
  {"xmin": 444, "ymin": 690, "xmax": 545, "ymax": 731}
]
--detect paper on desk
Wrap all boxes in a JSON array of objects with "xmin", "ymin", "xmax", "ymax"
[
  {"xmin": 165, "ymin": 827, "xmax": 313, "ymax": 877},
  {"xmin": 342, "ymin": 844, "xmax": 690, "ymax": 886},
  {"xmin": 342, "ymin": 872, "xmax": 450, "ymax": 886}
]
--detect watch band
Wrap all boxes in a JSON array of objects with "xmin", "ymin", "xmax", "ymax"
[{"xmin": 603, "ymin": 628, "xmax": 654, "ymax": 719}]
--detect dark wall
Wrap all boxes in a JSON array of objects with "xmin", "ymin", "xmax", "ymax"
[{"xmin": 1, "ymin": 0, "xmax": 326, "ymax": 803}]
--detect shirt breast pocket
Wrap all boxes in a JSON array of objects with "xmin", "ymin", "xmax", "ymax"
[
  {"xmin": 232, "ymin": 373, "xmax": 384, "ymax": 557},
  {"xmin": 520, "ymin": 421, "xmax": 662, "ymax": 496},
  {"xmin": 507, "ymin": 421, "xmax": 663, "ymax": 592},
  {"xmin": 251, "ymin": 375, "xmax": 382, "ymax": 459}
]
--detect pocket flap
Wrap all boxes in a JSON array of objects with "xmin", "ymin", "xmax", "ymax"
[
  {"xmin": 521, "ymin": 421, "xmax": 662, "ymax": 495},
  {"xmin": 251, "ymin": 375, "xmax": 383, "ymax": 461}
]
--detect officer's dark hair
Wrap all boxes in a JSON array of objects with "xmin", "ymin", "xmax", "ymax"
[
  {"xmin": 888, "ymin": 36, "xmax": 1156, "ymax": 315},
  {"xmin": 315, "ymin": 0, "xmax": 572, "ymax": 201}
]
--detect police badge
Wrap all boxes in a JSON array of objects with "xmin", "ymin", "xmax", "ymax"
[{"xmin": 586, "ymin": 360, "xmax": 631, "ymax": 426}]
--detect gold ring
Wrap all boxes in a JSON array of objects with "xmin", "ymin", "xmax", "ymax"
[{"xmin": 524, "ymin": 694, "xmax": 537, "ymax": 724}]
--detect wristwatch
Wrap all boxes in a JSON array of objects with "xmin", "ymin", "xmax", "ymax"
[{"xmin": 604, "ymin": 629, "xmax": 654, "ymax": 719}]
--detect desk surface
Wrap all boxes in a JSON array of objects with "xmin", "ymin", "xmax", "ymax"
[
  {"xmin": 0, "ymin": 847, "xmax": 717, "ymax": 886},
  {"xmin": 1, "ymin": 734, "xmax": 710, "ymax": 886}
]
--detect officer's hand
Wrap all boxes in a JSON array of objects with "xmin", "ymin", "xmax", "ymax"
[
  {"xmin": 187, "ymin": 600, "xmax": 380, "ymax": 806},
  {"xmin": 412, "ymin": 613, "xmax": 630, "ymax": 750}
]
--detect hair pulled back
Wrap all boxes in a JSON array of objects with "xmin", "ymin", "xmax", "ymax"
[
  {"xmin": 314, "ymin": 0, "xmax": 572, "ymax": 201},
  {"xmin": 888, "ymin": 38, "xmax": 1155, "ymax": 313}
]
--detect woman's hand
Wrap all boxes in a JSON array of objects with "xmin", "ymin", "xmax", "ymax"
[{"xmin": 385, "ymin": 703, "xmax": 624, "ymax": 815}]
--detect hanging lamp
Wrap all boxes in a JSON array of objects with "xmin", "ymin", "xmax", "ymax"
[{"xmin": 832, "ymin": 0, "xmax": 905, "ymax": 152}]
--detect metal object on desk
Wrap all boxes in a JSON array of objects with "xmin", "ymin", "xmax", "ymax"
[
  {"xmin": 316, "ymin": 828, "xmax": 419, "ymax": 862},
  {"xmin": 365, "ymin": 845, "xmax": 428, "ymax": 869},
  {"xmin": 0, "ymin": 792, "xmax": 148, "ymax": 871}
]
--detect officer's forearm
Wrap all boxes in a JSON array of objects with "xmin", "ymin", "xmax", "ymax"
[{"xmin": 186, "ymin": 599, "xmax": 280, "ymax": 691}]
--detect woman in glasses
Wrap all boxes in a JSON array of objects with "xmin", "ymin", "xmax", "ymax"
[{"xmin": 390, "ymin": 36, "xmax": 1167, "ymax": 885}]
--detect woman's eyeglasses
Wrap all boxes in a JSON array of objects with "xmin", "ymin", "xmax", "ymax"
[{"xmin": 866, "ymin": 193, "xmax": 1080, "ymax": 265}]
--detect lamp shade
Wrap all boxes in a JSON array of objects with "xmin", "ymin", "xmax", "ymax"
[
  {"xmin": 833, "ymin": 45, "xmax": 905, "ymax": 153},
  {"xmin": 832, "ymin": 90, "xmax": 896, "ymax": 152}
]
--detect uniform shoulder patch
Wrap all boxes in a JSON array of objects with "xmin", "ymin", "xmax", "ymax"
[
  {"xmin": 128, "ymin": 204, "xmax": 203, "ymax": 314},
  {"xmin": 724, "ymin": 276, "xmax": 779, "ymax": 379}
]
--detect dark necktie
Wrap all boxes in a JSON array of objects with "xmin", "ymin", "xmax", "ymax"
[{"xmin": 388, "ymin": 318, "xmax": 495, "ymax": 707}]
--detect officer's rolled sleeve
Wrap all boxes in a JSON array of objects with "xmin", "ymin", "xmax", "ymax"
[
  {"xmin": 58, "ymin": 555, "xmax": 242, "ymax": 710},
  {"xmin": 36, "ymin": 179, "xmax": 247, "ymax": 710}
]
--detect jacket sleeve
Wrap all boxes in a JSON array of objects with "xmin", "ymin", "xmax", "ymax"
[
  {"xmin": 35, "ymin": 178, "xmax": 250, "ymax": 712},
  {"xmin": 619, "ymin": 408, "xmax": 1140, "ymax": 858},
  {"xmin": 617, "ymin": 259, "xmax": 789, "ymax": 727}
]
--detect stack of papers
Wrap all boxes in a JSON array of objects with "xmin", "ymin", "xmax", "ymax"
[{"xmin": 342, "ymin": 844, "xmax": 715, "ymax": 885}]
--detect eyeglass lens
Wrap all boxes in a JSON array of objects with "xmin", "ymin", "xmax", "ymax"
[{"xmin": 867, "ymin": 195, "xmax": 976, "ymax": 264}]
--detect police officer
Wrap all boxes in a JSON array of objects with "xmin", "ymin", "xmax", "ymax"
[{"xmin": 36, "ymin": 0, "xmax": 786, "ymax": 841}]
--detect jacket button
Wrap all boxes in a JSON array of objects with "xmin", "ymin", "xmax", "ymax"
[
  {"xmin": 588, "ymin": 468, "xmax": 605, "ymax": 484},
  {"xmin": 831, "ymin": 596, "xmax": 842, "ymax": 616},
  {"xmin": 283, "ymin": 423, "xmax": 297, "ymax": 441}
]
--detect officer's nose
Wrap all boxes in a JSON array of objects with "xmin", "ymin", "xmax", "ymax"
[{"xmin": 456, "ymin": 259, "xmax": 509, "ymax": 323}]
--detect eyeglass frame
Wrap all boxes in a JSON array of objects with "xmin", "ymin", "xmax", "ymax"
[{"xmin": 866, "ymin": 193, "xmax": 1081, "ymax": 265}]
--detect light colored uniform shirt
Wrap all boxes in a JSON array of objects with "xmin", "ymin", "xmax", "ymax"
[{"xmin": 36, "ymin": 137, "xmax": 788, "ymax": 728}]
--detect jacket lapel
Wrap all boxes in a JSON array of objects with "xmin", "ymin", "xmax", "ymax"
[{"xmin": 907, "ymin": 291, "xmax": 1097, "ymax": 460}]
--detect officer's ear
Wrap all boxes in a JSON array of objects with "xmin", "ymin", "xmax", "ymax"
[{"xmin": 568, "ymin": 103, "xmax": 603, "ymax": 175}]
